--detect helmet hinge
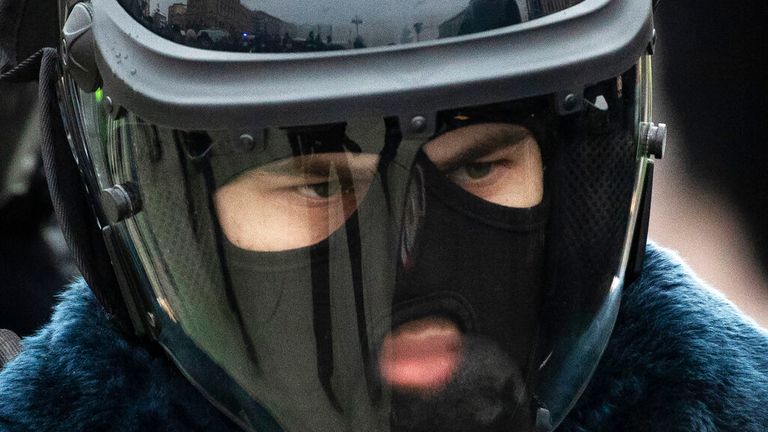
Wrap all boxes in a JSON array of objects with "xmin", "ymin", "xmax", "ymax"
[
  {"xmin": 61, "ymin": 1, "xmax": 101, "ymax": 92},
  {"xmin": 101, "ymin": 182, "xmax": 143, "ymax": 224},
  {"xmin": 639, "ymin": 121, "xmax": 667, "ymax": 159}
]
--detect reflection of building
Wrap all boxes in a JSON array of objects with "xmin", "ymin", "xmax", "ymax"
[
  {"xmin": 164, "ymin": 0, "xmax": 298, "ymax": 41},
  {"xmin": 185, "ymin": 0, "xmax": 252, "ymax": 33},
  {"xmin": 252, "ymin": 11, "xmax": 294, "ymax": 37},
  {"xmin": 438, "ymin": 0, "xmax": 541, "ymax": 37},
  {"xmin": 152, "ymin": 9, "xmax": 168, "ymax": 27},
  {"xmin": 527, "ymin": 0, "xmax": 581, "ymax": 18},
  {"xmin": 438, "ymin": 11, "xmax": 464, "ymax": 38},
  {"xmin": 122, "ymin": 0, "xmax": 150, "ymax": 19},
  {"xmin": 168, "ymin": 3, "xmax": 187, "ymax": 27}
]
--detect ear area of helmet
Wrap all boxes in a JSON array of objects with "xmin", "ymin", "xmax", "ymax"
[{"xmin": 61, "ymin": 1, "xmax": 102, "ymax": 93}]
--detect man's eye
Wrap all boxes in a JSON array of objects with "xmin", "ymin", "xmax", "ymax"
[
  {"xmin": 297, "ymin": 181, "xmax": 341, "ymax": 199},
  {"xmin": 462, "ymin": 162, "xmax": 493, "ymax": 179}
]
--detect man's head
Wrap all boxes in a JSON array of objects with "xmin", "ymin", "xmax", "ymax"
[{"xmin": 54, "ymin": 0, "xmax": 662, "ymax": 430}]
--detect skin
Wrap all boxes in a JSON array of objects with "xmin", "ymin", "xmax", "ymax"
[
  {"xmin": 422, "ymin": 122, "xmax": 543, "ymax": 208},
  {"xmin": 214, "ymin": 122, "xmax": 545, "ymax": 422},
  {"xmin": 215, "ymin": 152, "xmax": 379, "ymax": 251},
  {"xmin": 214, "ymin": 122, "xmax": 544, "ymax": 251}
]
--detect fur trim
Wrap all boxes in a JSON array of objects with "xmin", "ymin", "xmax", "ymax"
[
  {"xmin": 0, "ymin": 281, "xmax": 239, "ymax": 432},
  {"xmin": 1, "ymin": 243, "xmax": 766, "ymax": 431},
  {"xmin": 561, "ymin": 244, "xmax": 768, "ymax": 431}
]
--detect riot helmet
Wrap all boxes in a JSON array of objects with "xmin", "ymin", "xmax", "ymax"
[{"xmin": 56, "ymin": 0, "xmax": 665, "ymax": 430}]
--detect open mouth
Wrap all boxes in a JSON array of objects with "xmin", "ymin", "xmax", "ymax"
[{"xmin": 378, "ymin": 315, "xmax": 463, "ymax": 394}]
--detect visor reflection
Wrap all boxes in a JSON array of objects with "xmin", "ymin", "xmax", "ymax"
[
  {"xmin": 117, "ymin": 0, "xmax": 584, "ymax": 53},
  {"xmin": 215, "ymin": 122, "xmax": 543, "ymax": 251}
]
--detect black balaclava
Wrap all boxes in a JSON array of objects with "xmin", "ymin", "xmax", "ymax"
[
  {"xmin": 384, "ymin": 152, "xmax": 548, "ymax": 432},
  {"xmin": 211, "ymin": 119, "xmax": 548, "ymax": 431}
]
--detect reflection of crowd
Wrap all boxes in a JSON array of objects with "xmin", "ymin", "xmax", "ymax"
[{"xmin": 139, "ymin": 14, "xmax": 348, "ymax": 53}]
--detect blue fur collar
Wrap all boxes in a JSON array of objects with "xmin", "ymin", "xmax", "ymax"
[
  {"xmin": 1, "ymin": 244, "xmax": 767, "ymax": 431},
  {"xmin": 561, "ymin": 245, "xmax": 768, "ymax": 431},
  {"xmin": 0, "ymin": 282, "xmax": 241, "ymax": 431}
]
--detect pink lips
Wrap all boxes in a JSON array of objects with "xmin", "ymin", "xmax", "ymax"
[{"xmin": 378, "ymin": 316, "xmax": 462, "ymax": 393}]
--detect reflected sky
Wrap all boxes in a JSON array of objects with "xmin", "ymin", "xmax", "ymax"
[
  {"xmin": 126, "ymin": 0, "xmax": 578, "ymax": 52},
  {"xmin": 150, "ymin": 0, "xmax": 486, "ymax": 24}
]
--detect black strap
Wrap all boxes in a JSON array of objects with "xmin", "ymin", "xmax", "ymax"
[
  {"xmin": 2, "ymin": 48, "xmax": 130, "ymax": 332},
  {"xmin": 35, "ymin": 47, "xmax": 131, "ymax": 332}
]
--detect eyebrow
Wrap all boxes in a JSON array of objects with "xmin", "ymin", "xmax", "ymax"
[{"xmin": 437, "ymin": 126, "xmax": 532, "ymax": 172}]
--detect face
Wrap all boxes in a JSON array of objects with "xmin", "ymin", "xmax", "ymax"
[
  {"xmin": 215, "ymin": 122, "xmax": 543, "ymax": 251},
  {"xmin": 212, "ymin": 121, "xmax": 547, "ymax": 430}
]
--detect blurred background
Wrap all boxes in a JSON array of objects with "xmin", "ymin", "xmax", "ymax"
[{"xmin": 650, "ymin": 0, "xmax": 768, "ymax": 328}]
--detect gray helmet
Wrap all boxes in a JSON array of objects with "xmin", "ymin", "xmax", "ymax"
[{"xmin": 57, "ymin": 0, "xmax": 664, "ymax": 430}]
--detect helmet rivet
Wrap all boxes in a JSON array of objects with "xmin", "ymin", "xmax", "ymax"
[
  {"xmin": 410, "ymin": 115, "xmax": 427, "ymax": 133},
  {"xmin": 104, "ymin": 96, "xmax": 114, "ymax": 114},
  {"xmin": 101, "ymin": 182, "xmax": 143, "ymax": 224},
  {"xmin": 236, "ymin": 133, "xmax": 256, "ymax": 152},
  {"xmin": 563, "ymin": 93, "xmax": 578, "ymax": 111}
]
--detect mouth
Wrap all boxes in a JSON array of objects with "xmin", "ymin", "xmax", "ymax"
[{"xmin": 378, "ymin": 315, "xmax": 463, "ymax": 394}]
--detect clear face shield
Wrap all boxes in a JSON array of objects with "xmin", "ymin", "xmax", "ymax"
[
  {"xmin": 59, "ymin": 0, "xmax": 655, "ymax": 429},
  {"xmin": 63, "ymin": 62, "xmax": 648, "ymax": 431}
]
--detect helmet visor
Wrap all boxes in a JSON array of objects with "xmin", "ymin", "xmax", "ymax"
[
  {"xmin": 117, "ymin": 0, "xmax": 585, "ymax": 52},
  {"xmin": 64, "ymin": 64, "xmax": 644, "ymax": 431}
]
